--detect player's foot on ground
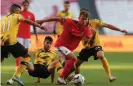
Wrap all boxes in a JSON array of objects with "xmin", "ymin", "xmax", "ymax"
[
  {"xmin": 57, "ymin": 77, "xmax": 67, "ymax": 85},
  {"xmin": 12, "ymin": 76, "xmax": 24, "ymax": 86},
  {"xmin": 65, "ymin": 75, "xmax": 74, "ymax": 83},
  {"xmin": 109, "ymin": 76, "xmax": 116, "ymax": 82},
  {"xmin": 6, "ymin": 79, "xmax": 14, "ymax": 85},
  {"xmin": 34, "ymin": 80, "xmax": 40, "ymax": 83}
]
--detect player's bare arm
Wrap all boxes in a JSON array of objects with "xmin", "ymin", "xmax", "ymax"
[
  {"xmin": 33, "ymin": 26, "xmax": 38, "ymax": 41},
  {"xmin": 21, "ymin": 18, "xmax": 47, "ymax": 30},
  {"xmin": 50, "ymin": 69, "xmax": 55, "ymax": 83},
  {"xmin": 36, "ymin": 17, "xmax": 64, "ymax": 24},
  {"xmin": 103, "ymin": 23, "xmax": 128, "ymax": 34}
]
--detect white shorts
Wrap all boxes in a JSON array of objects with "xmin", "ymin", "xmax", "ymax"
[
  {"xmin": 17, "ymin": 37, "xmax": 31, "ymax": 48},
  {"xmin": 55, "ymin": 46, "xmax": 72, "ymax": 60}
]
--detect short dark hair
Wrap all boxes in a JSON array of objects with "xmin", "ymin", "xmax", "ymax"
[
  {"xmin": 44, "ymin": 36, "xmax": 53, "ymax": 42},
  {"xmin": 11, "ymin": 4, "xmax": 21, "ymax": 9},
  {"xmin": 80, "ymin": 8, "xmax": 88, "ymax": 12},
  {"xmin": 22, "ymin": 0, "xmax": 29, "ymax": 5},
  {"xmin": 79, "ymin": 8, "xmax": 89, "ymax": 18},
  {"xmin": 64, "ymin": 1, "xmax": 70, "ymax": 4}
]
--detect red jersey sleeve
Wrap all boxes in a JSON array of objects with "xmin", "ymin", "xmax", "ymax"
[{"xmin": 83, "ymin": 27, "xmax": 92, "ymax": 38}]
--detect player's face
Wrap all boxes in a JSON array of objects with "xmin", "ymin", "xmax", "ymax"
[
  {"xmin": 23, "ymin": 3, "xmax": 29, "ymax": 10},
  {"xmin": 78, "ymin": 15, "xmax": 88, "ymax": 26},
  {"xmin": 64, "ymin": 3, "xmax": 70, "ymax": 10},
  {"xmin": 44, "ymin": 40, "xmax": 52, "ymax": 50},
  {"xmin": 14, "ymin": 8, "xmax": 21, "ymax": 14},
  {"xmin": 9, "ymin": 7, "xmax": 21, "ymax": 14}
]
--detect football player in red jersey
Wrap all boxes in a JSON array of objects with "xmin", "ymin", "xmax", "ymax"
[
  {"xmin": 16, "ymin": 0, "xmax": 38, "ymax": 69},
  {"xmin": 37, "ymin": 9, "xmax": 92, "ymax": 84}
]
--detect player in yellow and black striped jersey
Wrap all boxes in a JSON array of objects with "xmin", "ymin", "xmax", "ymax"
[
  {"xmin": 7, "ymin": 36, "xmax": 63, "ymax": 84},
  {"xmin": 1, "ymin": 4, "xmax": 46, "ymax": 86},
  {"xmin": 76, "ymin": 9, "xmax": 128, "ymax": 82},
  {"xmin": 56, "ymin": 1, "xmax": 73, "ymax": 37}
]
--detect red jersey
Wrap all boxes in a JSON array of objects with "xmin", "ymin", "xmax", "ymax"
[
  {"xmin": 55, "ymin": 18, "xmax": 92, "ymax": 51},
  {"xmin": 17, "ymin": 10, "xmax": 35, "ymax": 38}
]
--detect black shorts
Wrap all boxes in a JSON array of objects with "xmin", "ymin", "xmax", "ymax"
[
  {"xmin": 1, "ymin": 42, "xmax": 28, "ymax": 59},
  {"xmin": 28, "ymin": 64, "xmax": 51, "ymax": 78},
  {"xmin": 77, "ymin": 46, "xmax": 103, "ymax": 61}
]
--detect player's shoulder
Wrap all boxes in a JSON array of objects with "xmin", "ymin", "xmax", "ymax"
[
  {"xmin": 91, "ymin": 19, "xmax": 103, "ymax": 23},
  {"xmin": 25, "ymin": 11, "xmax": 35, "ymax": 17},
  {"xmin": 28, "ymin": 11, "xmax": 35, "ymax": 15},
  {"xmin": 13, "ymin": 13, "xmax": 22, "ymax": 17}
]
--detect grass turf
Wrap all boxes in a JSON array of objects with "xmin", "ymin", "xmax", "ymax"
[{"xmin": 1, "ymin": 52, "xmax": 133, "ymax": 86}]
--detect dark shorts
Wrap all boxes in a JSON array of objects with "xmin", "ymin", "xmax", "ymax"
[
  {"xmin": 1, "ymin": 42, "xmax": 28, "ymax": 60},
  {"xmin": 28, "ymin": 64, "xmax": 51, "ymax": 78},
  {"xmin": 77, "ymin": 46, "xmax": 103, "ymax": 61}
]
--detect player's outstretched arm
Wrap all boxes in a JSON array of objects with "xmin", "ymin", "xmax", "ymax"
[
  {"xmin": 23, "ymin": 19, "xmax": 47, "ymax": 30},
  {"xmin": 33, "ymin": 26, "xmax": 38, "ymax": 41},
  {"xmin": 36, "ymin": 17, "xmax": 62, "ymax": 24},
  {"xmin": 103, "ymin": 24, "xmax": 128, "ymax": 34}
]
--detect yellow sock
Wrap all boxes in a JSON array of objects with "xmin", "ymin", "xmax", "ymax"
[
  {"xmin": 12, "ymin": 56, "xmax": 30, "ymax": 78},
  {"xmin": 100, "ymin": 57, "xmax": 111, "ymax": 78},
  {"xmin": 55, "ymin": 62, "xmax": 63, "ymax": 76},
  {"xmin": 57, "ymin": 69, "xmax": 63, "ymax": 76}
]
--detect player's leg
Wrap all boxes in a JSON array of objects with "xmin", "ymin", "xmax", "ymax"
[
  {"xmin": 35, "ymin": 77, "xmax": 40, "ymax": 83},
  {"xmin": 95, "ymin": 46, "xmax": 116, "ymax": 82},
  {"xmin": 48, "ymin": 60, "xmax": 63, "ymax": 76},
  {"xmin": 75, "ymin": 48, "xmax": 92, "ymax": 74},
  {"xmin": 61, "ymin": 54, "xmax": 76, "ymax": 77},
  {"xmin": 1, "ymin": 46, "xmax": 9, "ymax": 62},
  {"xmin": 16, "ymin": 38, "xmax": 24, "ymax": 69},
  {"xmin": 6, "ymin": 62, "xmax": 33, "ymax": 85},
  {"xmin": 56, "ymin": 47, "xmax": 77, "ymax": 84},
  {"xmin": 75, "ymin": 59, "xmax": 84, "ymax": 74},
  {"xmin": 7, "ymin": 42, "xmax": 31, "ymax": 86}
]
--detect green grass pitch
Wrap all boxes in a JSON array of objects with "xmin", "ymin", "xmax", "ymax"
[{"xmin": 1, "ymin": 52, "xmax": 133, "ymax": 86}]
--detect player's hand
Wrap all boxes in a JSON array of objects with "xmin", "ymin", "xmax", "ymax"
[
  {"xmin": 121, "ymin": 30, "xmax": 128, "ymax": 34},
  {"xmin": 39, "ymin": 26, "xmax": 47, "ymax": 31}
]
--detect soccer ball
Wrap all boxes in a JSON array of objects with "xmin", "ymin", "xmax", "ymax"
[{"xmin": 73, "ymin": 74, "xmax": 85, "ymax": 86}]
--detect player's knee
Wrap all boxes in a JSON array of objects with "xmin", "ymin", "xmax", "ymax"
[
  {"xmin": 97, "ymin": 51, "xmax": 104, "ymax": 60},
  {"xmin": 97, "ymin": 54, "xmax": 104, "ymax": 60}
]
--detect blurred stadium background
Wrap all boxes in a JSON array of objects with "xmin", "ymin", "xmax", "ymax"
[{"xmin": 1, "ymin": 0, "xmax": 133, "ymax": 86}]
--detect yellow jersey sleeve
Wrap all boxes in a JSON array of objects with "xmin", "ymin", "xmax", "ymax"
[
  {"xmin": 94, "ymin": 19, "xmax": 105, "ymax": 27},
  {"xmin": 17, "ymin": 14, "xmax": 23, "ymax": 21}
]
